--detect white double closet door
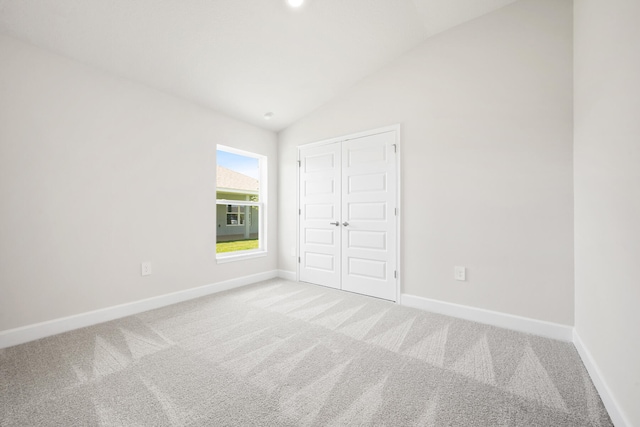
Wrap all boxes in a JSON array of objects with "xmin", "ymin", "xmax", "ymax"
[{"xmin": 298, "ymin": 129, "xmax": 398, "ymax": 301}]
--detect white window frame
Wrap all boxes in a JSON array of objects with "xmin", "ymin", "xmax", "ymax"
[{"xmin": 216, "ymin": 145, "xmax": 267, "ymax": 263}]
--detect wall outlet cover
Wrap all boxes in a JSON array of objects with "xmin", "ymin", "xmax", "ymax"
[
  {"xmin": 141, "ymin": 262, "xmax": 152, "ymax": 276},
  {"xmin": 454, "ymin": 266, "xmax": 466, "ymax": 281}
]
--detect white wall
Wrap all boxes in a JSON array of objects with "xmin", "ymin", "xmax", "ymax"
[
  {"xmin": 0, "ymin": 35, "xmax": 278, "ymax": 332},
  {"xmin": 574, "ymin": 0, "xmax": 640, "ymax": 424},
  {"xmin": 278, "ymin": 0, "xmax": 574, "ymax": 325}
]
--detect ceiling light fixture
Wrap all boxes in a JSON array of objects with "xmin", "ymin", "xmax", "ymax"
[
  {"xmin": 264, "ymin": 112, "xmax": 274, "ymax": 120},
  {"xmin": 287, "ymin": 0, "xmax": 304, "ymax": 8}
]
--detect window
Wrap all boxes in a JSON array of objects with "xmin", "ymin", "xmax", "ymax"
[
  {"xmin": 226, "ymin": 205, "xmax": 244, "ymax": 225},
  {"xmin": 216, "ymin": 145, "xmax": 266, "ymax": 261}
]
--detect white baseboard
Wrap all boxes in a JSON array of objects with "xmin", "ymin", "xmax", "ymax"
[
  {"xmin": 277, "ymin": 270, "xmax": 296, "ymax": 281},
  {"xmin": 573, "ymin": 330, "xmax": 630, "ymax": 427},
  {"xmin": 0, "ymin": 270, "xmax": 279, "ymax": 349},
  {"xmin": 400, "ymin": 293, "xmax": 573, "ymax": 342}
]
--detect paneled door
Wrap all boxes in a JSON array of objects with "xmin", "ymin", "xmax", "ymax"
[
  {"xmin": 299, "ymin": 129, "xmax": 398, "ymax": 301},
  {"xmin": 341, "ymin": 132, "xmax": 397, "ymax": 301},
  {"xmin": 298, "ymin": 142, "xmax": 342, "ymax": 289}
]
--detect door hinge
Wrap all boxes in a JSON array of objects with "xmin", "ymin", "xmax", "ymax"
[
  {"xmin": 392, "ymin": 144, "xmax": 397, "ymax": 153},
  {"xmin": 394, "ymin": 207, "xmax": 398, "ymax": 216},
  {"xmin": 299, "ymin": 208, "xmax": 301, "ymax": 215},
  {"xmin": 297, "ymin": 160, "xmax": 301, "ymax": 167},
  {"xmin": 394, "ymin": 270, "xmax": 397, "ymax": 279},
  {"xmin": 298, "ymin": 257, "xmax": 301, "ymax": 263}
]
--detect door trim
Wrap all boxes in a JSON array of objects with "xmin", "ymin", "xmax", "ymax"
[{"xmin": 296, "ymin": 124, "xmax": 402, "ymax": 302}]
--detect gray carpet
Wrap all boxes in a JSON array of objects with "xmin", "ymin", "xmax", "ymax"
[{"xmin": 0, "ymin": 279, "xmax": 613, "ymax": 426}]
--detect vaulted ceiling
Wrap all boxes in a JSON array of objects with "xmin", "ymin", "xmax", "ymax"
[{"xmin": 0, "ymin": 0, "xmax": 517, "ymax": 131}]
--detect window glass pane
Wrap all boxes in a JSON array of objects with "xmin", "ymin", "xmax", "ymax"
[
  {"xmin": 216, "ymin": 205, "xmax": 259, "ymax": 253},
  {"xmin": 216, "ymin": 150, "xmax": 260, "ymax": 202}
]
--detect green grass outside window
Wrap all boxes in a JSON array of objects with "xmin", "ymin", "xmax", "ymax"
[{"xmin": 216, "ymin": 239, "xmax": 259, "ymax": 253}]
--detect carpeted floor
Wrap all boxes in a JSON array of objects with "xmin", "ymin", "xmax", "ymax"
[{"xmin": 0, "ymin": 279, "xmax": 613, "ymax": 426}]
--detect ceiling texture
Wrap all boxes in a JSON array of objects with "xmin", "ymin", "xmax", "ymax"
[{"xmin": 0, "ymin": 0, "xmax": 516, "ymax": 131}]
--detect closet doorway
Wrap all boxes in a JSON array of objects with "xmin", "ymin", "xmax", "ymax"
[{"xmin": 297, "ymin": 126, "xmax": 400, "ymax": 301}]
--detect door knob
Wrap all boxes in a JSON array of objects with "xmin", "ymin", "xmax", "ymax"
[
  {"xmin": 329, "ymin": 221, "xmax": 340, "ymax": 226},
  {"xmin": 342, "ymin": 222, "xmax": 349, "ymax": 226}
]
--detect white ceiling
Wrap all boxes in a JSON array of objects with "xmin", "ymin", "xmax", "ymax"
[{"xmin": 0, "ymin": 0, "xmax": 516, "ymax": 131}]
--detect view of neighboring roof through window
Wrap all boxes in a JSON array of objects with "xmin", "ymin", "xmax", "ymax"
[{"xmin": 216, "ymin": 146, "xmax": 266, "ymax": 260}]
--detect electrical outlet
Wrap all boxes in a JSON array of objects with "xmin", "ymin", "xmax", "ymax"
[
  {"xmin": 141, "ymin": 262, "xmax": 152, "ymax": 276},
  {"xmin": 454, "ymin": 266, "xmax": 466, "ymax": 281}
]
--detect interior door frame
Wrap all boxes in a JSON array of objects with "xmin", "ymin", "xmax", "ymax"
[{"xmin": 296, "ymin": 124, "xmax": 402, "ymax": 302}]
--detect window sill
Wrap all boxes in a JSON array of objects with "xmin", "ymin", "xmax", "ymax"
[{"xmin": 216, "ymin": 250, "xmax": 267, "ymax": 264}]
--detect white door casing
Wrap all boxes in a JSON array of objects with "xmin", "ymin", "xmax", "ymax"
[{"xmin": 298, "ymin": 127, "xmax": 399, "ymax": 301}]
